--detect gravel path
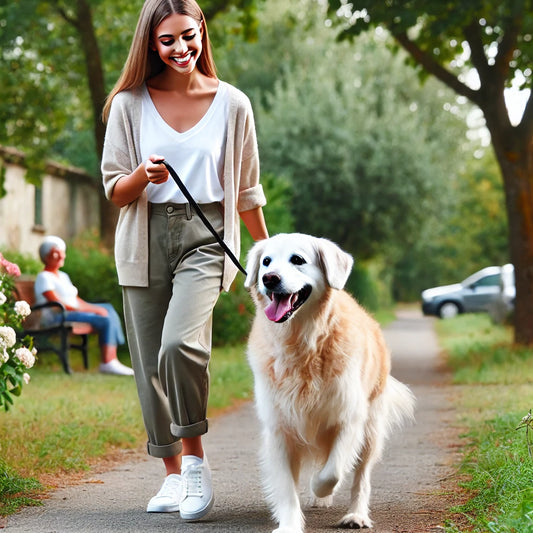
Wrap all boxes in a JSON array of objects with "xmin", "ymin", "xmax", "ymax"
[{"xmin": 5, "ymin": 308, "xmax": 458, "ymax": 533}]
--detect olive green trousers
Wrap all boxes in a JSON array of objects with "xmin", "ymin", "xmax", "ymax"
[{"xmin": 123, "ymin": 202, "xmax": 224, "ymax": 458}]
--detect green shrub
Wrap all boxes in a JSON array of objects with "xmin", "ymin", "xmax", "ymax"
[
  {"xmin": 63, "ymin": 231, "xmax": 123, "ymax": 316},
  {"xmin": 346, "ymin": 257, "xmax": 393, "ymax": 312},
  {"xmin": 0, "ymin": 251, "xmax": 41, "ymax": 276},
  {"xmin": 213, "ymin": 281, "xmax": 254, "ymax": 346}
]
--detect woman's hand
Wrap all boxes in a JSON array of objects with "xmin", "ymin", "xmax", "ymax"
[
  {"xmin": 145, "ymin": 155, "xmax": 169, "ymax": 185},
  {"xmin": 111, "ymin": 155, "xmax": 169, "ymax": 207}
]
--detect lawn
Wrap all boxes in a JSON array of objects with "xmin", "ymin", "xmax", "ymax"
[
  {"xmin": 0, "ymin": 339, "xmax": 253, "ymax": 515},
  {"xmin": 435, "ymin": 314, "xmax": 533, "ymax": 533}
]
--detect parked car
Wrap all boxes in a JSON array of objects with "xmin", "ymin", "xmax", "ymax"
[
  {"xmin": 421, "ymin": 265, "xmax": 513, "ymax": 319},
  {"xmin": 488, "ymin": 263, "xmax": 515, "ymax": 323}
]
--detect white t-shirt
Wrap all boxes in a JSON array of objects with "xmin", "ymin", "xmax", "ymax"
[
  {"xmin": 34, "ymin": 270, "xmax": 79, "ymax": 309},
  {"xmin": 140, "ymin": 81, "xmax": 228, "ymax": 204}
]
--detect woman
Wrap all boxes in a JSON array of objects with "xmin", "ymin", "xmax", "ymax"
[
  {"xmin": 34, "ymin": 235, "xmax": 133, "ymax": 376},
  {"xmin": 101, "ymin": 0, "xmax": 268, "ymax": 521}
]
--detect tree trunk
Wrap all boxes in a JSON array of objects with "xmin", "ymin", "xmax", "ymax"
[
  {"xmin": 490, "ymin": 132, "xmax": 533, "ymax": 344},
  {"xmin": 75, "ymin": 0, "xmax": 118, "ymax": 250}
]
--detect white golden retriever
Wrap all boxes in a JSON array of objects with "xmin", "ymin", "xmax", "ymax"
[{"xmin": 245, "ymin": 233, "xmax": 415, "ymax": 533}]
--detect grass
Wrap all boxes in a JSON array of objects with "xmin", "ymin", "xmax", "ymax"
[
  {"xmin": 434, "ymin": 314, "xmax": 533, "ymax": 533},
  {"xmin": 0, "ymin": 338, "xmax": 253, "ymax": 516}
]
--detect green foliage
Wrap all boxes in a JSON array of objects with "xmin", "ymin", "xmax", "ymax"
[
  {"xmin": 253, "ymin": 15, "xmax": 466, "ymax": 263},
  {"xmin": 0, "ymin": 460, "xmax": 42, "ymax": 516},
  {"xmin": 0, "ymin": 0, "xmax": 262, "ymax": 175},
  {"xmin": 394, "ymin": 149, "xmax": 509, "ymax": 300},
  {"xmin": 0, "ymin": 255, "xmax": 36, "ymax": 411},
  {"xmin": 0, "ymin": 252, "xmax": 41, "ymax": 277},
  {"xmin": 346, "ymin": 258, "xmax": 393, "ymax": 312},
  {"xmin": 330, "ymin": 0, "xmax": 533, "ymax": 89},
  {"xmin": 213, "ymin": 282, "xmax": 254, "ymax": 346},
  {"xmin": 63, "ymin": 231, "xmax": 123, "ymax": 316},
  {"xmin": 213, "ymin": 172, "xmax": 295, "ymax": 345}
]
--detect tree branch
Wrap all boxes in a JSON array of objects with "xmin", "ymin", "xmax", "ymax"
[
  {"xmin": 393, "ymin": 31, "xmax": 481, "ymax": 106},
  {"xmin": 53, "ymin": 4, "xmax": 80, "ymax": 30},
  {"xmin": 493, "ymin": 3, "xmax": 524, "ymax": 80},
  {"xmin": 462, "ymin": 21, "xmax": 491, "ymax": 86}
]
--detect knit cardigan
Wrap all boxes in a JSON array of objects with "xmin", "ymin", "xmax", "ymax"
[{"xmin": 102, "ymin": 84, "xmax": 266, "ymax": 291}]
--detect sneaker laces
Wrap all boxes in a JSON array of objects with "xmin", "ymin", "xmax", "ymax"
[{"xmin": 183, "ymin": 465, "xmax": 203, "ymax": 497}]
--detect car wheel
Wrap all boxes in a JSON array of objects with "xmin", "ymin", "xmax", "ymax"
[{"xmin": 438, "ymin": 302, "xmax": 460, "ymax": 319}]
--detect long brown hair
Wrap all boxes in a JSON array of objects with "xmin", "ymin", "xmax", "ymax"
[{"xmin": 102, "ymin": 0, "xmax": 217, "ymax": 122}]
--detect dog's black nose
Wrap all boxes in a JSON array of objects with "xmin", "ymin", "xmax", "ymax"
[{"xmin": 263, "ymin": 272, "xmax": 281, "ymax": 290}]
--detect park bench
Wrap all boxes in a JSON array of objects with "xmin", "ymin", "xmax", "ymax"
[{"xmin": 15, "ymin": 277, "xmax": 93, "ymax": 374}]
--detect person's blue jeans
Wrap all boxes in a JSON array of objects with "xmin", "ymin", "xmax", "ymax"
[{"xmin": 65, "ymin": 303, "xmax": 125, "ymax": 347}]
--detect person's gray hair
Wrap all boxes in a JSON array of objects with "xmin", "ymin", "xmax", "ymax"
[{"xmin": 39, "ymin": 235, "xmax": 66, "ymax": 263}]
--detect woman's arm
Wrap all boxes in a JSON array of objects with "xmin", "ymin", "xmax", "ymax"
[
  {"xmin": 42, "ymin": 291, "xmax": 108, "ymax": 316},
  {"xmin": 110, "ymin": 157, "xmax": 169, "ymax": 207},
  {"xmin": 240, "ymin": 207, "xmax": 269, "ymax": 241}
]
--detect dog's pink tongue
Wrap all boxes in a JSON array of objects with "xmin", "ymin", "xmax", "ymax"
[{"xmin": 265, "ymin": 295, "xmax": 292, "ymax": 322}]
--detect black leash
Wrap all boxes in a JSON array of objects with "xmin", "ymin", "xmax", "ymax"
[{"xmin": 154, "ymin": 159, "xmax": 247, "ymax": 276}]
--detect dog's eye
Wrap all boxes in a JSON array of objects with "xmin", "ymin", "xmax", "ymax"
[
  {"xmin": 262, "ymin": 257, "xmax": 271, "ymax": 267},
  {"xmin": 290, "ymin": 255, "xmax": 306, "ymax": 266}
]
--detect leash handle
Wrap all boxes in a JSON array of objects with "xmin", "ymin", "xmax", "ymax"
[{"xmin": 153, "ymin": 159, "xmax": 247, "ymax": 276}]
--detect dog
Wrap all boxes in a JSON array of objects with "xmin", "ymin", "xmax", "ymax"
[{"xmin": 245, "ymin": 233, "xmax": 415, "ymax": 533}]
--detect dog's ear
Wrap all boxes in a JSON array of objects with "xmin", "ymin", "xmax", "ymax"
[
  {"xmin": 244, "ymin": 239, "xmax": 267, "ymax": 290},
  {"xmin": 315, "ymin": 238, "xmax": 354, "ymax": 290}
]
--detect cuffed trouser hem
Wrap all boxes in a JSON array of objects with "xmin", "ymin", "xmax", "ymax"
[
  {"xmin": 171, "ymin": 419, "xmax": 208, "ymax": 439},
  {"xmin": 147, "ymin": 439, "xmax": 183, "ymax": 459}
]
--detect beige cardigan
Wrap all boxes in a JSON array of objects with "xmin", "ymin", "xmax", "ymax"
[{"xmin": 102, "ymin": 84, "xmax": 266, "ymax": 291}]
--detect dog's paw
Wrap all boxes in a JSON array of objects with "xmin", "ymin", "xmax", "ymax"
[
  {"xmin": 311, "ymin": 494, "xmax": 333, "ymax": 508},
  {"xmin": 273, "ymin": 528, "xmax": 302, "ymax": 533},
  {"xmin": 311, "ymin": 471, "xmax": 339, "ymax": 498},
  {"xmin": 336, "ymin": 512, "xmax": 373, "ymax": 529}
]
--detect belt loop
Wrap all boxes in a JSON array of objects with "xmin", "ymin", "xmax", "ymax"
[{"xmin": 185, "ymin": 203, "xmax": 192, "ymax": 220}]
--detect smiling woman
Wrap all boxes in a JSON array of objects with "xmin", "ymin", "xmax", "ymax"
[
  {"xmin": 152, "ymin": 15, "xmax": 203, "ymax": 73},
  {"xmin": 100, "ymin": 0, "xmax": 268, "ymax": 522}
]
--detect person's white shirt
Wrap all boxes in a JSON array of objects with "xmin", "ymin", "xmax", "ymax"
[{"xmin": 141, "ymin": 81, "xmax": 228, "ymax": 204}]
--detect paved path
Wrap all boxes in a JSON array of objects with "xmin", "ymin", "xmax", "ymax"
[{"xmin": 5, "ymin": 309, "xmax": 456, "ymax": 532}]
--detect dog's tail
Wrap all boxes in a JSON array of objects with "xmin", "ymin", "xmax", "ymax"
[{"xmin": 380, "ymin": 376, "xmax": 416, "ymax": 435}]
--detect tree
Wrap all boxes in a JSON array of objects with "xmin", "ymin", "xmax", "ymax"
[
  {"xmin": 326, "ymin": 0, "xmax": 533, "ymax": 343},
  {"xmin": 247, "ymin": 6, "xmax": 468, "ymax": 262},
  {"xmin": 0, "ymin": 0, "xmax": 259, "ymax": 247}
]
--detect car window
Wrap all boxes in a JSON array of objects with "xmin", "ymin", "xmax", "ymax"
[{"xmin": 473, "ymin": 274, "xmax": 501, "ymax": 287}]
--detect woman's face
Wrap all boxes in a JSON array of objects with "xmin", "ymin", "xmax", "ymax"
[{"xmin": 152, "ymin": 13, "xmax": 203, "ymax": 76}]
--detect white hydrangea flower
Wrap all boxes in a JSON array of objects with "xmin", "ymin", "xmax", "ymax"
[
  {"xmin": 23, "ymin": 373, "xmax": 31, "ymax": 385},
  {"xmin": 0, "ymin": 291, "xmax": 6, "ymax": 306},
  {"xmin": 0, "ymin": 326, "xmax": 17, "ymax": 349},
  {"xmin": 15, "ymin": 347, "xmax": 35, "ymax": 369},
  {"xmin": 0, "ymin": 349, "xmax": 9, "ymax": 364},
  {"xmin": 14, "ymin": 300, "xmax": 31, "ymax": 318}
]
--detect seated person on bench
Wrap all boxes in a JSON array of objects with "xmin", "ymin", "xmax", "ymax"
[{"xmin": 34, "ymin": 235, "xmax": 133, "ymax": 376}]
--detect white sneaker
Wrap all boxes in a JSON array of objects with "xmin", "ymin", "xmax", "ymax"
[
  {"xmin": 180, "ymin": 455, "xmax": 214, "ymax": 521},
  {"xmin": 99, "ymin": 359, "xmax": 134, "ymax": 376},
  {"xmin": 146, "ymin": 474, "xmax": 182, "ymax": 513}
]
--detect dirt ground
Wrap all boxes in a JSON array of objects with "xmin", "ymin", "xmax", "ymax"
[{"xmin": 4, "ymin": 308, "xmax": 468, "ymax": 532}]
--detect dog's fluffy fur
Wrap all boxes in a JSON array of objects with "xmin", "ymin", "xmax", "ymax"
[{"xmin": 245, "ymin": 233, "xmax": 415, "ymax": 533}]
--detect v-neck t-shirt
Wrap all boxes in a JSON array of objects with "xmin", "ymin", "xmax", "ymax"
[{"xmin": 140, "ymin": 81, "xmax": 228, "ymax": 204}]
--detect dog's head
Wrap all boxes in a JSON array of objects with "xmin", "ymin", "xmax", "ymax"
[{"xmin": 245, "ymin": 233, "xmax": 354, "ymax": 323}]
